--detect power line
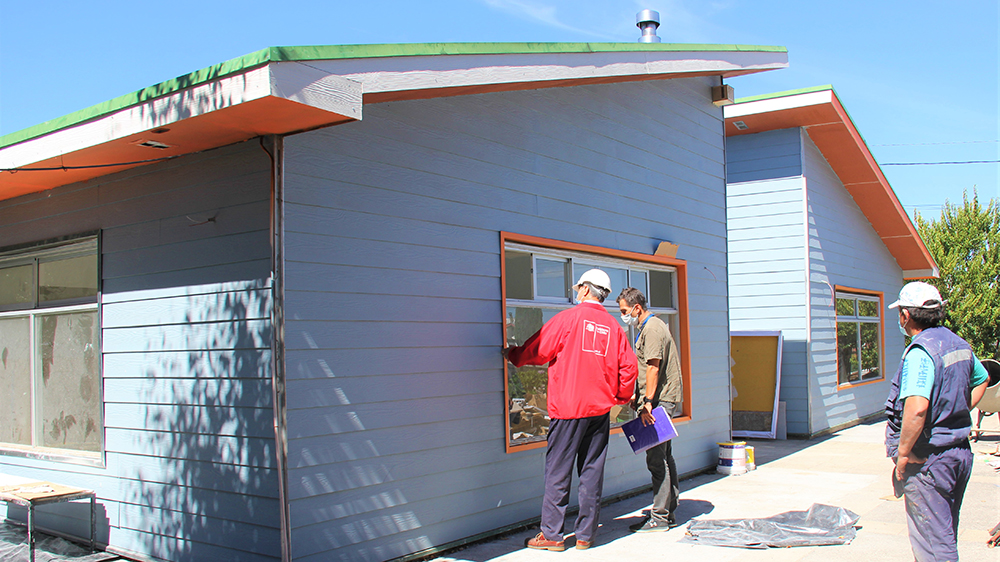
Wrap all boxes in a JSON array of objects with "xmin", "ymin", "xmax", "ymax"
[
  {"xmin": 875, "ymin": 140, "xmax": 999, "ymax": 147},
  {"xmin": 881, "ymin": 160, "xmax": 1000, "ymax": 166}
]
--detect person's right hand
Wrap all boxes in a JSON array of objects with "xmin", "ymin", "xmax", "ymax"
[{"xmin": 639, "ymin": 402, "xmax": 655, "ymax": 426}]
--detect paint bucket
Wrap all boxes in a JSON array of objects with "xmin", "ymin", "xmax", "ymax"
[
  {"xmin": 745, "ymin": 446, "xmax": 756, "ymax": 471},
  {"xmin": 717, "ymin": 441, "xmax": 747, "ymax": 475}
]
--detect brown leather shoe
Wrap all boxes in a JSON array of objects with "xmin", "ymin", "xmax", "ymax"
[
  {"xmin": 525, "ymin": 532, "xmax": 565, "ymax": 551},
  {"xmin": 575, "ymin": 539, "xmax": 592, "ymax": 550}
]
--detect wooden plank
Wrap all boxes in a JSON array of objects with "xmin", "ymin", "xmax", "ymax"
[
  {"xmin": 104, "ymin": 403, "xmax": 276, "ymax": 440},
  {"xmin": 283, "ymin": 320, "xmax": 496, "ymax": 352},
  {"xmin": 284, "ymin": 202, "xmax": 500, "ymax": 253},
  {"xmin": 284, "ymin": 292, "xmax": 498, "ymax": 324},
  {"xmin": 101, "ymin": 199, "xmax": 270, "ymax": 254},
  {"xmin": 729, "ymin": 258, "xmax": 803, "ymax": 276},
  {"xmin": 286, "ymin": 416, "xmax": 500, "ymax": 469},
  {"xmin": 286, "ymin": 392, "xmax": 500, "ymax": 439},
  {"xmin": 104, "ymin": 377, "xmax": 273, "ymax": 408},
  {"xmin": 117, "ymin": 502, "xmax": 280, "ymax": 558},
  {"xmin": 101, "ymin": 258, "xmax": 272, "ymax": 295},
  {"xmin": 102, "ymin": 319, "xmax": 271, "ymax": 353},
  {"xmin": 102, "ymin": 287, "xmax": 272, "ymax": 328},
  {"xmin": 726, "ymin": 200, "xmax": 803, "ymax": 220},
  {"xmin": 285, "ymin": 345, "xmax": 498, "ymax": 380},
  {"xmin": 290, "ymin": 476, "xmax": 541, "ymax": 558},
  {"xmin": 107, "ymin": 477, "xmax": 279, "ymax": 524},
  {"xmin": 286, "ymin": 369, "xmax": 500, "ymax": 410},
  {"xmin": 103, "ymin": 350, "xmax": 273, "ymax": 379},
  {"xmin": 284, "ymin": 262, "xmax": 498, "ymax": 299},
  {"xmin": 727, "ymin": 224, "xmax": 804, "ymax": 242},
  {"xmin": 286, "ymin": 159, "xmax": 727, "ymax": 249},
  {"xmin": 102, "ymin": 229, "xmax": 270, "ymax": 279},
  {"xmin": 284, "ymin": 232, "xmax": 499, "ymax": 277},
  {"xmin": 287, "ymin": 438, "xmax": 522, "ymax": 503},
  {"xmin": 108, "ymin": 525, "xmax": 280, "ymax": 562},
  {"xmin": 105, "ymin": 428, "xmax": 275, "ymax": 469},
  {"xmin": 107, "ymin": 451, "xmax": 278, "ymax": 489}
]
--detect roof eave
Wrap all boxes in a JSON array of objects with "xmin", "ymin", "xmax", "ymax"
[
  {"xmin": 0, "ymin": 43, "xmax": 786, "ymax": 201},
  {"xmin": 723, "ymin": 87, "xmax": 939, "ymax": 278}
]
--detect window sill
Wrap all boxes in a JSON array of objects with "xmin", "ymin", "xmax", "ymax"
[{"xmin": 0, "ymin": 444, "xmax": 104, "ymax": 468}]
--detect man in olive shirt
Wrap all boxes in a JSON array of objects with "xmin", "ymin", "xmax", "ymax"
[{"xmin": 617, "ymin": 287, "xmax": 682, "ymax": 532}]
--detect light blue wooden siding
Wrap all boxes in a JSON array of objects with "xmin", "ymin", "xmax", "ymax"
[
  {"xmin": 801, "ymin": 130, "xmax": 903, "ymax": 433},
  {"xmin": 0, "ymin": 143, "xmax": 280, "ymax": 562},
  {"xmin": 282, "ymin": 76, "xmax": 731, "ymax": 561},
  {"xmin": 726, "ymin": 128, "xmax": 802, "ymax": 184},
  {"xmin": 726, "ymin": 128, "xmax": 810, "ymax": 435}
]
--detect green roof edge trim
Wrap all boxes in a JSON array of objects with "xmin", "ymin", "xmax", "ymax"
[
  {"xmin": 1, "ymin": 42, "xmax": 786, "ymax": 150},
  {"xmin": 733, "ymin": 84, "xmax": 835, "ymax": 104}
]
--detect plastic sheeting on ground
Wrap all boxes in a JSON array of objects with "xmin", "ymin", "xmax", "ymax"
[
  {"xmin": 680, "ymin": 503, "xmax": 860, "ymax": 549},
  {"xmin": 0, "ymin": 522, "xmax": 117, "ymax": 561}
]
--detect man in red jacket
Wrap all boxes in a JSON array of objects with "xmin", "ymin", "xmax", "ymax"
[{"xmin": 504, "ymin": 269, "xmax": 638, "ymax": 551}]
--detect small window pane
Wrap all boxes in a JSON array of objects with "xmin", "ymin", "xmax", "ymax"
[
  {"xmin": 837, "ymin": 322, "xmax": 860, "ymax": 384},
  {"xmin": 649, "ymin": 270, "xmax": 674, "ymax": 308},
  {"xmin": 858, "ymin": 300, "xmax": 879, "ymax": 318},
  {"xmin": 507, "ymin": 307, "xmax": 559, "ymax": 443},
  {"xmin": 630, "ymin": 270, "xmax": 648, "ymax": 300},
  {"xmin": 38, "ymin": 311, "xmax": 101, "ymax": 452},
  {"xmin": 505, "ymin": 251, "xmax": 532, "ymax": 300},
  {"xmin": 603, "ymin": 267, "xmax": 628, "ymax": 299},
  {"xmin": 0, "ymin": 317, "xmax": 32, "ymax": 445},
  {"xmin": 860, "ymin": 323, "xmax": 881, "ymax": 380},
  {"xmin": 836, "ymin": 297, "xmax": 856, "ymax": 317},
  {"xmin": 536, "ymin": 258, "xmax": 570, "ymax": 299},
  {"xmin": 39, "ymin": 255, "xmax": 98, "ymax": 303},
  {"xmin": 0, "ymin": 264, "xmax": 34, "ymax": 307}
]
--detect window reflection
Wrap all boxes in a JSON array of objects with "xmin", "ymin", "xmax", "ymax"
[
  {"xmin": 835, "ymin": 292, "xmax": 882, "ymax": 385},
  {"xmin": 535, "ymin": 258, "xmax": 570, "ymax": 299},
  {"xmin": 506, "ymin": 307, "xmax": 556, "ymax": 442}
]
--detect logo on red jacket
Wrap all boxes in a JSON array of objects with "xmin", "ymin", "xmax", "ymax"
[{"xmin": 582, "ymin": 320, "xmax": 611, "ymax": 357}]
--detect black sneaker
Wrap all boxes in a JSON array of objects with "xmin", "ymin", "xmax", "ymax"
[
  {"xmin": 633, "ymin": 518, "xmax": 673, "ymax": 532},
  {"xmin": 628, "ymin": 516, "xmax": 650, "ymax": 532}
]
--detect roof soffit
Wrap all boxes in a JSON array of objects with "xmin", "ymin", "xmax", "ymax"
[{"xmin": 723, "ymin": 88, "xmax": 938, "ymax": 277}]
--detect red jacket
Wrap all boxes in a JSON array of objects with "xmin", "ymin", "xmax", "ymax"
[{"xmin": 508, "ymin": 301, "xmax": 638, "ymax": 419}]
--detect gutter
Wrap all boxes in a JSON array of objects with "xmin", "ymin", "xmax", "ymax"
[{"xmin": 263, "ymin": 135, "xmax": 291, "ymax": 562}]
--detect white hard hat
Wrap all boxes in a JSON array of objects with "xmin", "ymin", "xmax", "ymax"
[
  {"xmin": 888, "ymin": 281, "xmax": 943, "ymax": 309},
  {"xmin": 573, "ymin": 269, "xmax": 612, "ymax": 293}
]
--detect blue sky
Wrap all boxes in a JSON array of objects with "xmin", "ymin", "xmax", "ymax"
[{"xmin": 1, "ymin": 0, "xmax": 997, "ymax": 217}]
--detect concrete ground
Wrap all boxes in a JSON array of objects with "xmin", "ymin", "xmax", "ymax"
[{"xmin": 432, "ymin": 413, "xmax": 1000, "ymax": 562}]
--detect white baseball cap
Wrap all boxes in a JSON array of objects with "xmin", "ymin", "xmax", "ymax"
[
  {"xmin": 573, "ymin": 268, "xmax": 612, "ymax": 293},
  {"xmin": 888, "ymin": 281, "xmax": 943, "ymax": 309}
]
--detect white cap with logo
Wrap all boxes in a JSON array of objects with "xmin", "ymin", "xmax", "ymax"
[
  {"xmin": 573, "ymin": 269, "xmax": 612, "ymax": 293},
  {"xmin": 888, "ymin": 281, "xmax": 943, "ymax": 309}
]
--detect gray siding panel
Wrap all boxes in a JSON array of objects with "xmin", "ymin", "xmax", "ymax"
[
  {"xmin": 283, "ymin": 77, "xmax": 731, "ymax": 560},
  {"xmin": 801, "ymin": 130, "xmax": 902, "ymax": 433},
  {"xmin": 726, "ymin": 128, "xmax": 802, "ymax": 183},
  {"xmin": 0, "ymin": 142, "xmax": 280, "ymax": 561},
  {"xmin": 726, "ymin": 131, "xmax": 810, "ymax": 434}
]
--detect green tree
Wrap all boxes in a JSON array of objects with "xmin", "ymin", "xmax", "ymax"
[{"xmin": 915, "ymin": 191, "xmax": 1000, "ymax": 360}]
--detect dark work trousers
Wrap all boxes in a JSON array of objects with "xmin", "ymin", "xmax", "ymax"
[
  {"xmin": 901, "ymin": 443, "xmax": 973, "ymax": 562},
  {"xmin": 646, "ymin": 401, "xmax": 679, "ymax": 523},
  {"xmin": 541, "ymin": 413, "xmax": 610, "ymax": 543}
]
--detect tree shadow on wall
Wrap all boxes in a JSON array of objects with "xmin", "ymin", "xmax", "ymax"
[{"xmin": 126, "ymin": 286, "xmax": 281, "ymax": 562}]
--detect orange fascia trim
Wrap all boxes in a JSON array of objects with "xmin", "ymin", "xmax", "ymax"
[
  {"xmin": 833, "ymin": 285, "xmax": 886, "ymax": 389},
  {"xmin": 501, "ymin": 231, "xmax": 692, "ymax": 454},
  {"xmin": 724, "ymin": 91, "xmax": 938, "ymax": 277}
]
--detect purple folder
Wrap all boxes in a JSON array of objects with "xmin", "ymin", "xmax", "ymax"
[{"xmin": 622, "ymin": 406, "xmax": 678, "ymax": 454}]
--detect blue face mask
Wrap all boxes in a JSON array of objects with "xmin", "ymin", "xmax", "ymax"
[{"xmin": 898, "ymin": 313, "xmax": 907, "ymax": 336}]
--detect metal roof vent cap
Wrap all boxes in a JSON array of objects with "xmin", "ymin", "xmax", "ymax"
[{"xmin": 636, "ymin": 9, "xmax": 661, "ymax": 43}]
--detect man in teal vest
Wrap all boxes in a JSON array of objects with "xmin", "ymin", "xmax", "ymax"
[{"xmin": 885, "ymin": 281, "xmax": 989, "ymax": 561}]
